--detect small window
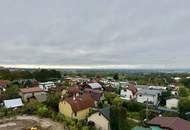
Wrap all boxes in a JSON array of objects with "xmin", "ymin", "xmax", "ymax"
[
  {"xmin": 99, "ymin": 112, "xmax": 101, "ymax": 116},
  {"xmin": 74, "ymin": 112, "xmax": 77, "ymax": 117},
  {"xmin": 139, "ymin": 95, "xmax": 142, "ymax": 97}
]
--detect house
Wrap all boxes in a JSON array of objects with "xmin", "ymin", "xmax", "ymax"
[
  {"xmin": 147, "ymin": 116, "xmax": 190, "ymax": 130},
  {"xmin": 88, "ymin": 83, "xmax": 103, "ymax": 90},
  {"xmin": 59, "ymin": 93, "xmax": 94, "ymax": 120},
  {"xmin": 39, "ymin": 81, "xmax": 56, "ymax": 91},
  {"xmin": 0, "ymin": 80, "xmax": 10, "ymax": 88},
  {"xmin": 137, "ymin": 89, "xmax": 161, "ymax": 105},
  {"xmin": 84, "ymin": 88, "xmax": 104, "ymax": 106},
  {"xmin": 67, "ymin": 86, "xmax": 80, "ymax": 97},
  {"xmin": 88, "ymin": 107, "xmax": 110, "ymax": 130},
  {"xmin": 48, "ymin": 86, "xmax": 65, "ymax": 93},
  {"xmin": 149, "ymin": 86, "xmax": 167, "ymax": 91},
  {"xmin": 3, "ymin": 98, "xmax": 23, "ymax": 109},
  {"xmin": 166, "ymin": 98, "xmax": 179, "ymax": 109},
  {"xmin": 19, "ymin": 87, "xmax": 47, "ymax": 102},
  {"xmin": 120, "ymin": 84, "xmax": 138, "ymax": 100}
]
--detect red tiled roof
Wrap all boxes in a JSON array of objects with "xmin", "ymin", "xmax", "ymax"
[
  {"xmin": 20, "ymin": 87, "xmax": 44, "ymax": 94},
  {"xmin": 65, "ymin": 93, "xmax": 94, "ymax": 112},
  {"xmin": 84, "ymin": 88, "xmax": 103, "ymax": 101},
  {"xmin": 127, "ymin": 84, "xmax": 137, "ymax": 95},
  {"xmin": 147, "ymin": 117, "xmax": 190, "ymax": 130},
  {"xmin": 0, "ymin": 80, "xmax": 10, "ymax": 87},
  {"xmin": 68, "ymin": 86, "xmax": 80, "ymax": 95}
]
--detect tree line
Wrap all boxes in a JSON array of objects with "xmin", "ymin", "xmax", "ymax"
[{"xmin": 0, "ymin": 69, "xmax": 61, "ymax": 81}]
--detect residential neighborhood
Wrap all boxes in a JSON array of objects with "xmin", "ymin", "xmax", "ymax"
[
  {"xmin": 0, "ymin": 1, "xmax": 190, "ymax": 130},
  {"xmin": 0, "ymin": 68, "xmax": 190, "ymax": 130}
]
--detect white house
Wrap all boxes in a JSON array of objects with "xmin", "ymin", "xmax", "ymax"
[
  {"xmin": 149, "ymin": 86, "xmax": 167, "ymax": 91},
  {"xmin": 166, "ymin": 98, "xmax": 179, "ymax": 109},
  {"xmin": 39, "ymin": 81, "xmax": 56, "ymax": 91},
  {"xmin": 120, "ymin": 85, "xmax": 137, "ymax": 100},
  {"xmin": 19, "ymin": 87, "xmax": 47, "ymax": 102},
  {"xmin": 137, "ymin": 89, "xmax": 161, "ymax": 105},
  {"xmin": 88, "ymin": 107, "xmax": 110, "ymax": 130}
]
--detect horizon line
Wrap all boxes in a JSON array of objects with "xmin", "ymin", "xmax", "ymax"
[{"xmin": 0, "ymin": 64, "xmax": 190, "ymax": 70}]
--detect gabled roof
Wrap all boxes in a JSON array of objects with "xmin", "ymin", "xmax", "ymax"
[
  {"xmin": 147, "ymin": 117, "xmax": 190, "ymax": 130},
  {"xmin": 68, "ymin": 86, "xmax": 80, "ymax": 95},
  {"xmin": 20, "ymin": 87, "xmax": 44, "ymax": 94},
  {"xmin": 137, "ymin": 89, "xmax": 161, "ymax": 96},
  {"xmin": 3, "ymin": 98, "xmax": 23, "ymax": 108},
  {"xmin": 0, "ymin": 80, "xmax": 10, "ymax": 87},
  {"xmin": 99, "ymin": 107, "xmax": 110, "ymax": 121},
  {"xmin": 84, "ymin": 89, "xmax": 103, "ymax": 101},
  {"xmin": 64, "ymin": 93, "xmax": 94, "ymax": 112},
  {"xmin": 127, "ymin": 85, "xmax": 138, "ymax": 95}
]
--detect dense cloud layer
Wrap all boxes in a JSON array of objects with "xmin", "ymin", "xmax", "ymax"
[{"xmin": 0, "ymin": 0, "xmax": 190, "ymax": 68}]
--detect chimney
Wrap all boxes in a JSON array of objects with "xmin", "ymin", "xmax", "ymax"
[{"xmin": 73, "ymin": 96, "xmax": 76, "ymax": 100}]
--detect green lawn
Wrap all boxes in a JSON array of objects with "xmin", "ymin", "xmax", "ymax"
[
  {"xmin": 127, "ymin": 119, "xmax": 140, "ymax": 130},
  {"xmin": 128, "ymin": 112, "xmax": 141, "ymax": 120}
]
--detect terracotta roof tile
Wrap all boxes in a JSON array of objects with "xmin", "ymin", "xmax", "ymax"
[
  {"xmin": 20, "ymin": 87, "xmax": 44, "ymax": 94},
  {"xmin": 65, "ymin": 93, "xmax": 94, "ymax": 112},
  {"xmin": 84, "ymin": 89, "xmax": 103, "ymax": 101},
  {"xmin": 127, "ymin": 84, "xmax": 137, "ymax": 95},
  {"xmin": 147, "ymin": 117, "xmax": 190, "ymax": 130}
]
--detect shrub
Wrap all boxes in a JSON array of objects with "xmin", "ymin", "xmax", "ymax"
[
  {"xmin": 37, "ymin": 106, "xmax": 51, "ymax": 118},
  {"xmin": 122, "ymin": 101, "xmax": 145, "ymax": 112},
  {"xmin": 23, "ymin": 99, "xmax": 43, "ymax": 114}
]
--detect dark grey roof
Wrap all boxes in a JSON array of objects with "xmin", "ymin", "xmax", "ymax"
[
  {"xmin": 157, "ymin": 107, "xmax": 179, "ymax": 113},
  {"xmin": 137, "ymin": 88, "xmax": 162, "ymax": 96},
  {"xmin": 99, "ymin": 107, "xmax": 110, "ymax": 120}
]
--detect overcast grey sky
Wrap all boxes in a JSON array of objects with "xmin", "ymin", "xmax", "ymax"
[{"xmin": 0, "ymin": 0, "xmax": 190, "ymax": 68}]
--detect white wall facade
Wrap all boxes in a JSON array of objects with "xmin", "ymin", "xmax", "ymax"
[
  {"xmin": 19, "ymin": 91, "xmax": 46, "ymax": 102},
  {"xmin": 120, "ymin": 89, "xmax": 134, "ymax": 100},
  {"xmin": 39, "ymin": 81, "xmax": 56, "ymax": 91},
  {"xmin": 137, "ymin": 94, "xmax": 158, "ymax": 105},
  {"xmin": 166, "ymin": 98, "xmax": 178, "ymax": 109}
]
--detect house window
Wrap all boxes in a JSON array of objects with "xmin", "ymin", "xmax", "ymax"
[
  {"xmin": 74, "ymin": 112, "xmax": 77, "ymax": 117},
  {"xmin": 99, "ymin": 112, "xmax": 101, "ymax": 116}
]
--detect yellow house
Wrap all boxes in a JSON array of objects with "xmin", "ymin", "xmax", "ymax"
[
  {"xmin": 88, "ymin": 107, "xmax": 110, "ymax": 130},
  {"xmin": 59, "ymin": 93, "xmax": 94, "ymax": 120}
]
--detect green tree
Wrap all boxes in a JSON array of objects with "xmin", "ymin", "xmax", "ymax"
[
  {"xmin": 46, "ymin": 92, "xmax": 61, "ymax": 111},
  {"xmin": 37, "ymin": 106, "xmax": 51, "ymax": 117},
  {"xmin": 23, "ymin": 99, "xmax": 43, "ymax": 114},
  {"xmin": 104, "ymin": 92, "xmax": 117, "ymax": 105},
  {"xmin": 33, "ymin": 69, "xmax": 61, "ymax": 82},
  {"xmin": 159, "ymin": 91, "xmax": 172, "ymax": 106},
  {"xmin": 112, "ymin": 97, "xmax": 122, "ymax": 107},
  {"xmin": 4, "ymin": 86, "xmax": 19, "ymax": 99},
  {"xmin": 179, "ymin": 87, "xmax": 190, "ymax": 97},
  {"xmin": 178, "ymin": 97, "xmax": 190, "ymax": 119},
  {"xmin": 122, "ymin": 101, "xmax": 145, "ymax": 112},
  {"xmin": 113, "ymin": 73, "xmax": 119, "ymax": 81},
  {"xmin": 110, "ymin": 106, "xmax": 129, "ymax": 130}
]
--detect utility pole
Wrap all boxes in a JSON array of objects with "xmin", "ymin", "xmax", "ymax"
[{"xmin": 146, "ymin": 98, "xmax": 149, "ymax": 121}]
